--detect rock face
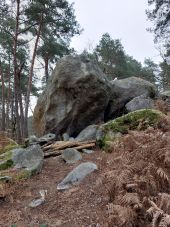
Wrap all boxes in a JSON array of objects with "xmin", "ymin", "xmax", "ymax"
[
  {"xmin": 125, "ymin": 95, "xmax": 154, "ymax": 112},
  {"xmin": 57, "ymin": 162, "xmax": 98, "ymax": 190},
  {"xmin": 106, "ymin": 77, "xmax": 157, "ymax": 119},
  {"xmin": 33, "ymin": 55, "xmax": 111, "ymax": 137}
]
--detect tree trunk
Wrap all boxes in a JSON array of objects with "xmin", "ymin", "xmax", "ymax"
[
  {"xmin": 18, "ymin": 73, "xmax": 25, "ymax": 137},
  {"xmin": 6, "ymin": 65, "xmax": 11, "ymax": 130},
  {"xmin": 0, "ymin": 65, "xmax": 6, "ymax": 131},
  {"xmin": 44, "ymin": 57, "xmax": 49, "ymax": 83},
  {"xmin": 13, "ymin": 0, "xmax": 21, "ymax": 143},
  {"xmin": 24, "ymin": 21, "xmax": 42, "ymax": 137}
]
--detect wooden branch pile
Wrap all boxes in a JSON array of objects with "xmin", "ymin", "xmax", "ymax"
[{"xmin": 42, "ymin": 140, "xmax": 96, "ymax": 158}]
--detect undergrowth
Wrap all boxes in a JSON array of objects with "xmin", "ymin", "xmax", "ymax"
[{"xmin": 106, "ymin": 116, "xmax": 170, "ymax": 227}]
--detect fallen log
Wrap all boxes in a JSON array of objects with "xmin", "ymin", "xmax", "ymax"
[
  {"xmin": 43, "ymin": 140, "xmax": 96, "ymax": 152},
  {"xmin": 44, "ymin": 142, "xmax": 96, "ymax": 158}
]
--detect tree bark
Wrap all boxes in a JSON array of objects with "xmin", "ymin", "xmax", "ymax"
[
  {"xmin": 0, "ymin": 65, "xmax": 6, "ymax": 131},
  {"xmin": 6, "ymin": 65, "xmax": 11, "ymax": 130},
  {"xmin": 13, "ymin": 0, "xmax": 21, "ymax": 143},
  {"xmin": 24, "ymin": 20, "xmax": 43, "ymax": 137}
]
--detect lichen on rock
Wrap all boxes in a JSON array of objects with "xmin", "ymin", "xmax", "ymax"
[{"xmin": 97, "ymin": 109, "xmax": 165, "ymax": 150}]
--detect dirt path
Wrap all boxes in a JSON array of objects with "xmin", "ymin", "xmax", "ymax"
[{"xmin": 0, "ymin": 150, "xmax": 112, "ymax": 227}]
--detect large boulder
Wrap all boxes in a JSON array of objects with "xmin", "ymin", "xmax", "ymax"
[
  {"xmin": 106, "ymin": 77, "xmax": 157, "ymax": 119},
  {"xmin": 33, "ymin": 55, "xmax": 111, "ymax": 137}
]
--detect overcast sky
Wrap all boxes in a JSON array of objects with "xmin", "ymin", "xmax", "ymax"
[{"xmin": 68, "ymin": 0, "xmax": 161, "ymax": 64}]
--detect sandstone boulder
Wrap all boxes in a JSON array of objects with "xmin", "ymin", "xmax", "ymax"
[
  {"xmin": 125, "ymin": 95, "xmax": 154, "ymax": 112},
  {"xmin": 106, "ymin": 77, "xmax": 157, "ymax": 119},
  {"xmin": 33, "ymin": 55, "xmax": 111, "ymax": 137}
]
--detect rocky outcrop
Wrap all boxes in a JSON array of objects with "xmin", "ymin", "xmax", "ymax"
[
  {"xmin": 106, "ymin": 77, "xmax": 157, "ymax": 119},
  {"xmin": 33, "ymin": 55, "xmax": 111, "ymax": 137},
  {"xmin": 33, "ymin": 55, "xmax": 158, "ymax": 138}
]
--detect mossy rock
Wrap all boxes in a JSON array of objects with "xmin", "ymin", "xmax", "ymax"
[
  {"xmin": 0, "ymin": 145, "xmax": 43, "ymax": 182},
  {"xmin": 97, "ymin": 109, "xmax": 165, "ymax": 150}
]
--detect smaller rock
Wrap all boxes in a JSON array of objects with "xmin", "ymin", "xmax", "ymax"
[
  {"xmin": 28, "ymin": 190, "xmax": 47, "ymax": 208},
  {"xmin": 62, "ymin": 148, "xmax": 82, "ymax": 164},
  {"xmin": 160, "ymin": 91, "xmax": 170, "ymax": 102},
  {"xmin": 25, "ymin": 135, "xmax": 38, "ymax": 146},
  {"xmin": 82, "ymin": 149, "xmax": 94, "ymax": 154},
  {"xmin": 62, "ymin": 133, "xmax": 70, "ymax": 141},
  {"xmin": 12, "ymin": 145, "xmax": 44, "ymax": 174},
  {"xmin": 29, "ymin": 197, "xmax": 45, "ymax": 208},
  {"xmin": 0, "ymin": 176, "xmax": 12, "ymax": 182},
  {"xmin": 57, "ymin": 162, "xmax": 98, "ymax": 190},
  {"xmin": 75, "ymin": 125, "xmax": 98, "ymax": 142},
  {"xmin": 38, "ymin": 133, "xmax": 56, "ymax": 143},
  {"xmin": 29, "ymin": 135, "xmax": 38, "ymax": 143},
  {"xmin": 125, "ymin": 95, "xmax": 154, "ymax": 112},
  {"xmin": 69, "ymin": 137, "xmax": 75, "ymax": 141}
]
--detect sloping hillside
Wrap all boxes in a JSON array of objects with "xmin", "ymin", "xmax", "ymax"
[{"xmin": 0, "ymin": 103, "xmax": 170, "ymax": 227}]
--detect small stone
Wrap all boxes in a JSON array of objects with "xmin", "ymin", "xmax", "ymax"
[
  {"xmin": 28, "ymin": 190, "xmax": 47, "ymax": 208},
  {"xmin": 62, "ymin": 148, "xmax": 82, "ymax": 164},
  {"xmin": 69, "ymin": 137, "xmax": 75, "ymax": 141},
  {"xmin": 38, "ymin": 133, "xmax": 56, "ymax": 143},
  {"xmin": 29, "ymin": 198, "xmax": 45, "ymax": 208},
  {"xmin": 0, "ymin": 176, "xmax": 12, "ymax": 182},
  {"xmin": 62, "ymin": 133, "xmax": 70, "ymax": 141},
  {"xmin": 82, "ymin": 149, "xmax": 94, "ymax": 154}
]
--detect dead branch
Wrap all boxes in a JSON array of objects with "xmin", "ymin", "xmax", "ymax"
[
  {"xmin": 44, "ymin": 142, "xmax": 96, "ymax": 158},
  {"xmin": 43, "ymin": 140, "xmax": 96, "ymax": 152}
]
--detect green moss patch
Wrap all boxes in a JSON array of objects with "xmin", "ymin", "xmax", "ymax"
[
  {"xmin": 0, "ymin": 144, "xmax": 20, "ymax": 155},
  {"xmin": 0, "ymin": 151, "xmax": 13, "ymax": 170},
  {"xmin": 15, "ymin": 170, "xmax": 32, "ymax": 180},
  {"xmin": 98, "ymin": 109, "xmax": 165, "ymax": 150}
]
